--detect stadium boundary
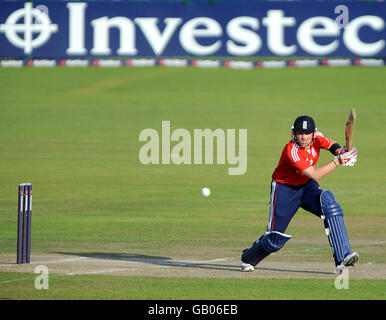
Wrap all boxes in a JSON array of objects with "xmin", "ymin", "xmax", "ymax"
[{"xmin": 0, "ymin": 58, "xmax": 385, "ymax": 68}]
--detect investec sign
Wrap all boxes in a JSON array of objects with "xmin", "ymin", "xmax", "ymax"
[{"xmin": 0, "ymin": 2, "xmax": 385, "ymax": 57}]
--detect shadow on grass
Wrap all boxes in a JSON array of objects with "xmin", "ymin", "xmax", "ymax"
[{"xmin": 56, "ymin": 252, "xmax": 334, "ymax": 275}]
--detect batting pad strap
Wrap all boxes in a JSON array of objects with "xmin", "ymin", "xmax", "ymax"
[
  {"xmin": 320, "ymin": 190, "xmax": 343, "ymax": 218},
  {"xmin": 261, "ymin": 231, "xmax": 292, "ymax": 253}
]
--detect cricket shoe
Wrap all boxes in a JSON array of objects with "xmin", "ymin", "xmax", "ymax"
[
  {"xmin": 241, "ymin": 263, "xmax": 254, "ymax": 272},
  {"xmin": 336, "ymin": 252, "xmax": 359, "ymax": 274}
]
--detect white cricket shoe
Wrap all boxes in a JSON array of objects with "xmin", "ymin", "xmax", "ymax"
[
  {"xmin": 241, "ymin": 263, "xmax": 254, "ymax": 272},
  {"xmin": 336, "ymin": 252, "xmax": 359, "ymax": 274}
]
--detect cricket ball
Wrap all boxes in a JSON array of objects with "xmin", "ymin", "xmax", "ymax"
[{"xmin": 201, "ymin": 187, "xmax": 211, "ymax": 197}]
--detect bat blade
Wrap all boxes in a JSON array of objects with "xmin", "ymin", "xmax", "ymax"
[{"xmin": 345, "ymin": 108, "xmax": 356, "ymax": 150}]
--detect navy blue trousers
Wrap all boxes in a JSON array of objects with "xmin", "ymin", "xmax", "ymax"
[{"xmin": 267, "ymin": 179, "xmax": 323, "ymax": 233}]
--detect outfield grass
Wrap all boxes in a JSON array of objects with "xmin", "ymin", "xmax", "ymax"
[
  {"xmin": 0, "ymin": 272, "xmax": 385, "ymax": 300},
  {"xmin": 0, "ymin": 66, "xmax": 385, "ymax": 300}
]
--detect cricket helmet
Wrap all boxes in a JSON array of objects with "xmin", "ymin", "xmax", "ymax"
[
  {"xmin": 292, "ymin": 115, "xmax": 316, "ymax": 134},
  {"xmin": 291, "ymin": 115, "xmax": 317, "ymax": 147}
]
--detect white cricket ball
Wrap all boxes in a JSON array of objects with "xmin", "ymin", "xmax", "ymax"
[{"xmin": 201, "ymin": 187, "xmax": 211, "ymax": 197}]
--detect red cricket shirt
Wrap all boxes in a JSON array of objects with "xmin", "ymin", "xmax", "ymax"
[{"xmin": 272, "ymin": 131, "xmax": 332, "ymax": 186}]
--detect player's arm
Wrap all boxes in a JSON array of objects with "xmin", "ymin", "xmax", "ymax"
[
  {"xmin": 302, "ymin": 146, "xmax": 358, "ymax": 181},
  {"xmin": 302, "ymin": 161, "xmax": 337, "ymax": 181},
  {"xmin": 328, "ymin": 140, "xmax": 343, "ymax": 156}
]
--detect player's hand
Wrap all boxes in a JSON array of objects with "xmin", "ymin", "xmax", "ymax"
[{"xmin": 335, "ymin": 147, "xmax": 357, "ymax": 166}]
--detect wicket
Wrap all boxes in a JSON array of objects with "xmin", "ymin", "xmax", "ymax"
[{"xmin": 17, "ymin": 183, "xmax": 32, "ymax": 264}]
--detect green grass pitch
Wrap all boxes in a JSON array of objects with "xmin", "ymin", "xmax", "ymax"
[{"xmin": 0, "ymin": 65, "xmax": 385, "ymax": 300}]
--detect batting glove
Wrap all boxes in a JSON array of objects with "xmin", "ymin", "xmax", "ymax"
[{"xmin": 334, "ymin": 147, "xmax": 357, "ymax": 167}]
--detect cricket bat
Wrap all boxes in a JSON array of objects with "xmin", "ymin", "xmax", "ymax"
[{"xmin": 345, "ymin": 108, "xmax": 356, "ymax": 151}]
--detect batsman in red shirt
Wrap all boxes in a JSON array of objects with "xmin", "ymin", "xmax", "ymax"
[{"xmin": 241, "ymin": 116, "xmax": 359, "ymax": 274}]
